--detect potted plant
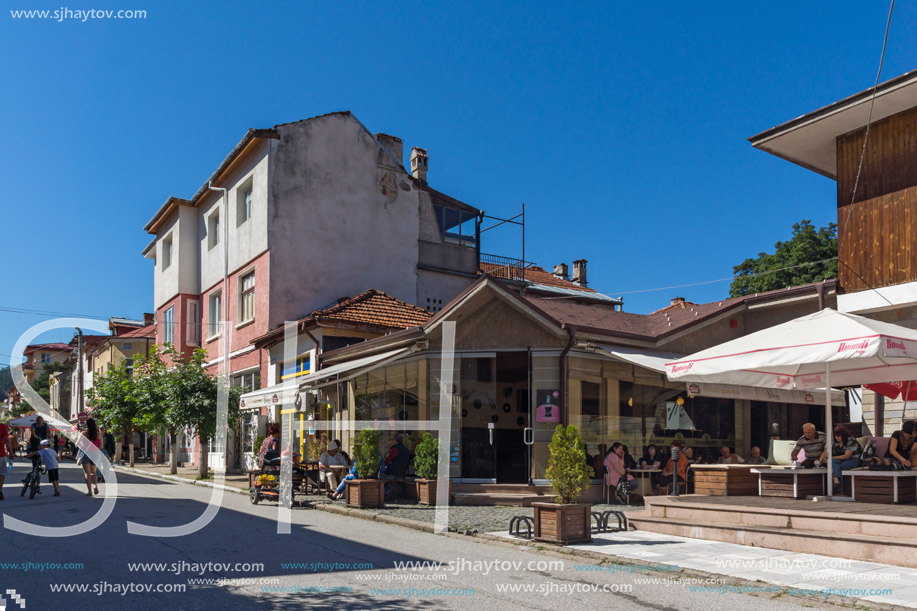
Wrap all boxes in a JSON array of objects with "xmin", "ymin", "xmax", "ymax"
[
  {"xmin": 533, "ymin": 424, "xmax": 593, "ymax": 544},
  {"xmin": 345, "ymin": 428, "xmax": 384, "ymax": 508},
  {"xmin": 413, "ymin": 432, "xmax": 442, "ymax": 505}
]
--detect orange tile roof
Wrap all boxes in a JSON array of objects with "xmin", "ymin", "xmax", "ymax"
[
  {"xmin": 311, "ymin": 290, "xmax": 432, "ymax": 329},
  {"xmin": 118, "ymin": 324, "xmax": 156, "ymax": 338},
  {"xmin": 479, "ymin": 263, "xmax": 596, "ymax": 293}
]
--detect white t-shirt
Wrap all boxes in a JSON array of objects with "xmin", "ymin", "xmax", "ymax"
[
  {"xmin": 38, "ymin": 448, "xmax": 59, "ymax": 470},
  {"xmin": 319, "ymin": 451, "xmax": 347, "ymax": 468}
]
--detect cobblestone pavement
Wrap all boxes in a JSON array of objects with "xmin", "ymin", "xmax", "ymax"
[{"xmin": 334, "ymin": 500, "xmax": 640, "ymax": 533}]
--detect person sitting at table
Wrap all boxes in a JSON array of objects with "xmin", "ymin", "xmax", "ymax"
[
  {"xmin": 886, "ymin": 420, "xmax": 917, "ymax": 470},
  {"xmin": 656, "ymin": 442, "xmax": 688, "ymax": 494},
  {"xmin": 747, "ymin": 446, "xmax": 766, "ymax": 465},
  {"xmin": 831, "ymin": 425, "xmax": 862, "ymax": 487},
  {"xmin": 328, "ymin": 462, "xmax": 358, "ymax": 500},
  {"xmin": 683, "ymin": 446, "xmax": 699, "ymax": 464},
  {"xmin": 319, "ymin": 441, "xmax": 348, "ymax": 490},
  {"xmin": 717, "ymin": 445, "xmax": 745, "ymax": 464},
  {"xmin": 604, "ymin": 442, "xmax": 635, "ymax": 501},
  {"xmin": 622, "ymin": 445, "xmax": 638, "ymax": 470},
  {"xmin": 790, "ymin": 423, "xmax": 827, "ymax": 468},
  {"xmin": 333, "ymin": 439, "xmax": 351, "ymax": 466},
  {"xmin": 381, "ymin": 433, "xmax": 410, "ymax": 478},
  {"xmin": 640, "ymin": 444, "xmax": 662, "ymax": 469}
]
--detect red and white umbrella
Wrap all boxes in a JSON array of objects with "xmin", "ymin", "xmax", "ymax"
[{"xmin": 666, "ymin": 308, "xmax": 917, "ymax": 497}]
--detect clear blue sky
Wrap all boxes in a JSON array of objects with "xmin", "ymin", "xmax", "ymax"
[{"xmin": 1, "ymin": 1, "xmax": 914, "ymax": 365}]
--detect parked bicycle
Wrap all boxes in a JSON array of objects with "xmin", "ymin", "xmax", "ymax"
[{"xmin": 21, "ymin": 455, "xmax": 46, "ymax": 499}]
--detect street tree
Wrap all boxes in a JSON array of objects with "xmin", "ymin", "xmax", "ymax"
[
  {"xmin": 87, "ymin": 358, "xmax": 140, "ymax": 467},
  {"xmin": 134, "ymin": 346, "xmax": 181, "ymax": 474},
  {"xmin": 729, "ymin": 220, "xmax": 837, "ymax": 297}
]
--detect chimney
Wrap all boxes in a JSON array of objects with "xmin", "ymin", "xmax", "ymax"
[
  {"xmin": 670, "ymin": 297, "xmax": 686, "ymax": 307},
  {"xmin": 571, "ymin": 259, "xmax": 588, "ymax": 287},
  {"xmin": 143, "ymin": 312, "xmax": 155, "ymax": 325},
  {"xmin": 375, "ymin": 133, "xmax": 403, "ymax": 168},
  {"xmin": 553, "ymin": 263, "xmax": 569, "ymax": 280},
  {"xmin": 410, "ymin": 146, "xmax": 428, "ymax": 181}
]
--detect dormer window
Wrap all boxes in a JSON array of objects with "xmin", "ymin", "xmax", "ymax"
[{"xmin": 433, "ymin": 205, "xmax": 476, "ymax": 247}]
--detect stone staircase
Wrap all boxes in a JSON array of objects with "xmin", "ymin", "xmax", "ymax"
[
  {"xmin": 628, "ymin": 494, "xmax": 917, "ymax": 568},
  {"xmin": 450, "ymin": 483, "xmax": 550, "ymax": 506}
]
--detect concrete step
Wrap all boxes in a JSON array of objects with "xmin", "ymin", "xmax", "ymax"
[
  {"xmin": 643, "ymin": 495, "xmax": 917, "ymax": 539},
  {"xmin": 629, "ymin": 513, "xmax": 917, "ymax": 568},
  {"xmin": 451, "ymin": 492, "xmax": 548, "ymax": 506}
]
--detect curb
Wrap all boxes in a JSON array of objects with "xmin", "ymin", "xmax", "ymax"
[
  {"xmin": 111, "ymin": 467, "xmax": 904, "ymax": 611},
  {"xmin": 115, "ymin": 465, "xmax": 249, "ymax": 496}
]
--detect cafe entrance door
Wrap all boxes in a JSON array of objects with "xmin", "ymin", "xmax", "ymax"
[{"xmin": 460, "ymin": 352, "xmax": 530, "ymax": 483}]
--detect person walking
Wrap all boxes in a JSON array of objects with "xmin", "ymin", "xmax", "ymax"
[{"xmin": 79, "ymin": 419, "xmax": 101, "ymax": 496}]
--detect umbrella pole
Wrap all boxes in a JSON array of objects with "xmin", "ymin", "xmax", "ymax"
[{"xmin": 826, "ymin": 363, "xmax": 833, "ymax": 497}]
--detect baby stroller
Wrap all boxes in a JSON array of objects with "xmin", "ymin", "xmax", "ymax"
[{"xmin": 21, "ymin": 455, "xmax": 46, "ymax": 500}]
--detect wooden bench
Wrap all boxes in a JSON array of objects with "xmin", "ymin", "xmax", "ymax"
[
  {"xmin": 691, "ymin": 464, "xmax": 761, "ymax": 496},
  {"xmin": 752, "ymin": 467, "xmax": 826, "ymax": 499},
  {"xmin": 843, "ymin": 470, "xmax": 917, "ymax": 504}
]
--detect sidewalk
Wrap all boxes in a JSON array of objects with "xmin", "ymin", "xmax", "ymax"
[{"xmin": 116, "ymin": 462, "xmax": 914, "ymax": 609}]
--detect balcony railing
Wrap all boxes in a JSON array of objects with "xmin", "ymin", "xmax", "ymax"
[{"xmin": 479, "ymin": 253, "xmax": 530, "ymax": 283}]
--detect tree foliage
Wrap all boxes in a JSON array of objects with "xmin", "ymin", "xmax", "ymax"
[
  {"xmin": 354, "ymin": 428, "xmax": 381, "ymax": 479},
  {"xmin": 16, "ymin": 362, "xmax": 71, "ymax": 417},
  {"xmin": 413, "ymin": 432, "xmax": 439, "ymax": 480},
  {"xmin": 729, "ymin": 220, "xmax": 837, "ymax": 297},
  {"xmin": 546, "ymin": 425, "xmax": 592, "ymax": 504}
]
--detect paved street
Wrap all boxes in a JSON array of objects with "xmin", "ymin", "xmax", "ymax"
[{"xmin": 0, "ymin": 464, "xmax": 857, "ymax": 610}]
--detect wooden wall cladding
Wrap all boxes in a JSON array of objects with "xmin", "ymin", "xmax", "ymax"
[
  {"xmin": 837, "ymin": 106, "xmax": 917, "ymax": 205},
  {"xmin": 837, "ymin": 185, "xmax": 917, "ymax": 292}
]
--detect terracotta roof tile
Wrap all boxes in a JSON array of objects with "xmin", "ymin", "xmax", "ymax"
[
  {"xmin": 312, "ymin": 290, "xmax": 431, "ymax": 329},
  {"xmin": 480, "ymin": 263, "xmax": 596, "ymax": 292},
  {"xmin": 119, "ymin": 324, "xmax": 156, "ymax": 338}
]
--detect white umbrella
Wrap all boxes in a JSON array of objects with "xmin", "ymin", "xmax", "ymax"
[
  {"xmin": 666, "ymin": 308, "xmax": 917, "ymax": 497},
  {"xmin": 7, "ymin": 414, "xmax": 67, "ymax": 431}
]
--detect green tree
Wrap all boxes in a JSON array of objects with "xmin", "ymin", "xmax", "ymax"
[
  {"xmin": 729, "ymin": 220, "xmax": 837, "ymax": 297},
  {"xmin": 546, "ymin": 425, "xmax": 592, "ymax": 504},
  {"xmin": 16, "ymin": 362, "xmax": 71, "ymax": 418},
  {"xmin": 88, "ymin": 359, "xmax": 140, "ymax": 466},
  {"xmin": 134, "ymin": 346, "xmax": 180, "ymax": 473},
  {"xmin": 166, "ymin": 347, "xmax": 242, "ymax": 477}
]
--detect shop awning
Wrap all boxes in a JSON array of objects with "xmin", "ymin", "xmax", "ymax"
[
  {"xmin": 238, "ymin": 348, "xmax": 411, "ymax": 409},
  {"xmin": 595, "ymin": 345, "xmax": 845, "ymax": 406}
]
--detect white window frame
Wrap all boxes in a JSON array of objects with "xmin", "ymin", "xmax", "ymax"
[
  {"xmin": 238, "ymin": 270, "xmax": 255, "ymax": 325},
  {"xmin": 237, "ymin": 180, "xmax": 253, "ymax": 226},
  {"xmin": 163, "ymin": 306, "xmax": 175, "ymax": 346},
  {"xmin": 207, "ymin": 290, "xmax": 222, "ymax": 341},
  {"xmin": 208, "ymin": 210, "xmax": 220, "ymax": 250},
  {"xmin": 186, "ymin": 300, "xmax": 200, "ymax": 346},
  {"xmin": 162, "ymin": 234, "xmax": 173, "ymax": 271}
]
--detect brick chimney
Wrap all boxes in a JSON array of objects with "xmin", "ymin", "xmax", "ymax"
[
  {"xmin": 410, "ymin": 146, "xmax": 428, "ymax": 182},
  {"xmin": 571, "ymin": 259, "xmax": 588, "ymax": 287},
  {"xmin": 553, "ymin": 263, "xmax": 569, "ymax": 280},
  {"xmin": 143, "ymin": 313, "xmax": 155, "ymax": 325},
  {"xmin": 375, "ymin": 133, "xmax": 403, "ymax": 168},
  {"xmin": 670, "ymin": 297, "xmax": 686, "ymax": 307}
]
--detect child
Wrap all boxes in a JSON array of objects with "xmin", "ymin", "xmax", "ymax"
[{"xmin": 28, "ymin": 439, "xmax": 61, "ymax": 497}]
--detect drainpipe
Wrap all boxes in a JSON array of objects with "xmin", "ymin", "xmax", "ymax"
[
  {"xmin": 209, "ymin": 180, "xmax": 229, "ymax": 470},
  {"xmin": 559, "ymin": 324, "xmax": 577, "ymax": 424},
  {"xmin": 76, "ymin": 328, "xmax": 84, "ymax": 417},
  {"xmin": 303, "ymin": 323, "xmax": 322, "ymax": 371},
  {"xmin": 208, "ymin": 181, "xmax": 230, "ymax": 354}
]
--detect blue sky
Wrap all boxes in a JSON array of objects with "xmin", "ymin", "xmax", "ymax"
[{"xmin": 0, "ymin": 1, "xmax": 913, "ymax": 365}]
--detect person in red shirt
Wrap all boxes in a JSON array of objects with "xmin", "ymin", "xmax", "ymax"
[{"xmin": 0, "ymin": 422, "xmax": 9, "ymax": 500}]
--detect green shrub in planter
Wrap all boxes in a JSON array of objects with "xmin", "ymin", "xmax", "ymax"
[
  {"xmin": 354, "ymin": 429, "xmax": 381, "ymax": 479},
  {"xmin": 545, "ymin": 425, "xmax": 593, "ymax": 504},
  {"xmin": 413, "ymin": 433, "xmax": 439, "ymax": 480}
]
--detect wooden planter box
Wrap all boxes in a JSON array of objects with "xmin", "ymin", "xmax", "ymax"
[
  {"xmin": 416, "ymin": 479, "xmax": 437, "ymax": 505},
  {"xmin": 691, "ymin": 465, "xmax": 761, "ymax": 496},
  {"xmin": 846, "ymin": 471, "xmax": 917, "ymax": 504},
  {"xmin": 532, "ymin": 503, "xmax": 592, "ymax": 545},
  {"xmin": 345, "ymin": 479, "xmax": 385, "ymax": 508},
  {"xmin": 752, "ymin": 467, "xmax": 826, "ymax": 499}
]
